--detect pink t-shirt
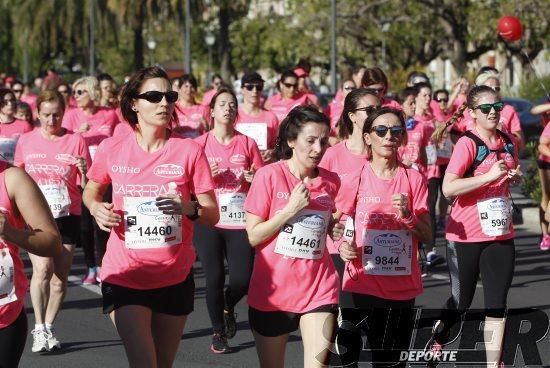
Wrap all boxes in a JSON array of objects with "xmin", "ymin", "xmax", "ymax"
[
  {"xmin": 201, "ymin": 89, "xmax": 217, "ymax": 107},
  {"xmin": 325, "ymin": 100, "xmax": 344, "ymax": 136},
  {"xmin": 539, "ymin": 122, "xmax": 550, "ymax": 163},
  {"xmin": 14, "ymin": 130, "xmax": 91, "ymax": 216},
  {"xmin": 62, "ymin": 107, "xmax": 119, "ymax": 159},
  {"xmin": 0, "ymin": 162, "xmax": 28, "ymax": 328},
  {"xmin": 235, "ymin": 107, "xmax": 279, "ymax": 150},
  {"xmin": 112, "ymin": 121, "xmax": 134, "ymax": 137},
  {"xmin": 244, "ymin": 161, "xmax": 340, "ymax": 313},
  {"xmin": 174, "ymin": 103, "xmax": 208, "ymax": 139},
  {"xmin": 454, "ymin": 105, "xmax": 521, "ymax": 136},
  {"xmin": 0, "ymin": 119, "xmax": 33, "ymax": 164},
  {"xmin": 87, "ymin": 133, "xmax": 215, "ymax": 289},
  {"xmin": 383, "ymin": 97, "xmax": 401, "ymax": 110},
  {"xmin": 265, "ymin": 93, "xmax": 310, "ymax": 122},
  {"xmin": 398, "ymin": 120, "xmax": 430, "ymax": 174},
  {"xmin": 445, "ymin": 130, "xmax": 518, "ymax": 242},
  {"xmin": 430, "ymin": 100, "xmax": 453, "ymax": 123},
  {"xmin": 415, "ymin": 113, "xmax": 440, "ymax": 179},
  {"xmin": 195, "ymin": 131, "xmax": 263, "ymax": 229},
  {"xmin": 336, "ymin": 163, "xmax": 428, "ymax": 300},
  {"xmin": 319, "ymin": 141, "xmax": 368, "ymax": 254}
]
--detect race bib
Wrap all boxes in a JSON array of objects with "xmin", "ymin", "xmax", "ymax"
[
  {"xmin": 235, "ymin": 123, "xmax": 268, "ymax": 150},
  {"xmin": 274, "ymin": 209, "xmax": 329, "ymax": 260},
  {"xmin": 218, "ymin": 192, "xmax": 246, "ymax": 226},
  {"xmin": 39, "ymin": 184, "xmax": 71, "ymax": 218},
  {"xmin": 437, "ymin": 137, "xmax": 453, "ymax": 159},
  {"xmin": 0, "ymin": 137, "xmax": 17, "ymax": 164},
  {"xmin": 425, "ymin": 144, "xmax": 437, "ymax": 165},
  {"xmin": 89, "ymin": 145, "xmax": 98, "ymax": 161},
  {"xmin": 477, "ymin": 197, "xmax": 511, "ymax": 236},
  {"xmin": 362, "ymin": 229, "xmax": 412, "ymax": 276},
  {"xmin": 124, "ymin": 196, "xmax": 182, "ymax": 249},
  {"xmin": 0, "ymin": 248, "xmax": 17, "ymax": 307}
]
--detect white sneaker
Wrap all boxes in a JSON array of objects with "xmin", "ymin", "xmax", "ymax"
[
  {"xmin": 46, "ymin": 327, "xmax": 61, "ymax": 350},
  {"xmin": 31, "ymin": 329, "xmax": 50, "ymax": 353}
]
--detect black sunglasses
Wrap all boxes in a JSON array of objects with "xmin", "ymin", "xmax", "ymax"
[
  {"xmin": 136, "ymin": 91, "xmax": 178, "ymax": 104},
  {"xmin": 354, "ymin": 105, "xmax": 380, "ymax": 114},
  {"xmin": 370, "ymin": 125, "xmax": 405, "ymax": 138},
  {"xmin": 343, "ymin": 86, "xmax": 356, "ymax": 91},
  {"xmin": 282, "ymin": 82, "xmax": 298, "ymax": 89},
  {"xmin": 365, "ymin": 87, "xmax": 385, "ymax": 93},
  {"xmin": 435, "ymin": 97, "xmax": 449, "ymax": 103},
  {"xmin": 243, "ymin": 83, "xmax": 264, "ymax": 91},
  {"xmin": 473, "ymin": 101, "xmax": 504, "ymax": 114},
  {"xmin": 12, "ymin": 89, "xmax": 23, "ymax": 93},
  {"xmin": 73, "ymin": 89, "xmax": 87, "ymax": 96}
]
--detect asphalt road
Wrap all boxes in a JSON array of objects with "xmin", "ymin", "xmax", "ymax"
[{"xmin": 18, "ymin": 195, "xmax": 550, "ymax": 367}]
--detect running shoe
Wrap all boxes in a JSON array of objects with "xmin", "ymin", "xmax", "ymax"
[
  {"xmin": 424, "ymin": 320, "xmax": 449, "ymax": 368},
  {"xmin": 96, "ymin": 267, "xmax": 102, "ymax": 284},
  {"xmin": 224, "ymin": 309, "xmax": 237, "ymax": 339},
  {"xmin": 540, "ymin": 235, "xmax": 550, "ymax": 251},
  {"xmin": 426, "ymin": 251, "xmax": 445, "ymax": 267},
  {"xmin": 46, "ymin": 327, "xmax": 61, "ymax": 350},
  {"xmin": 31, "ymin": 329, "xmax": 50, "ymax": 353},
  {"xmin": 82, "ymin": 268, "xmax": 97, "ymax": 285},
  {"xmin": 210, "ymin": 332, "xmax": 231, "ymax": 354}
]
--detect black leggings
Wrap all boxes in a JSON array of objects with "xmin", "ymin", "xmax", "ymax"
[
  {"xmin": 81, "ymin": 186, "xmax": 111, "ymax": 268},
  {"xmin": 436, "ymin": 239, "xmax": 515, "ymax": 342},
  {"xmin": 193, "ymin": 223, "xmax": 254, "ymax": 333},
  {"xmin": 338, "ymin": 294, "xmax": 415, "ymax": 368},
  {"xmin": 0, "ymin": 309, "xmax": 27, "ymax": 368},
  {"xmin": 427, "ymin": 177, "xmax": 442, "ymax": 252},
  {"xmin": 331, "ymin": 254, "xmax": 354, "ymax": 308}
]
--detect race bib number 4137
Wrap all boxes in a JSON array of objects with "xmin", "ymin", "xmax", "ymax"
[{"xmin": 124, "ymin": 196, "xmax": 182, "ymax": 249}]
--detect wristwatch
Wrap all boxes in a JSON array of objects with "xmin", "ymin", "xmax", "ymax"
[{"xmin": 186, "ymin": 201, "xmax": 201, "ymax": 221}]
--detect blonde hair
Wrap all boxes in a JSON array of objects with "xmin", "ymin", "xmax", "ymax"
[
  {"xmin": 72, "ymin": 76, "xmax": 100, "ymax": 105},
  {"xmin": 475, "ymin": 71, "xmax": 499, "ymax": 87}
]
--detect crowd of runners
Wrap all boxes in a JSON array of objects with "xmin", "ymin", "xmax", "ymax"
[{"xmin": 0, "ymin": 62, "xmax": 548, "ymax": 368}]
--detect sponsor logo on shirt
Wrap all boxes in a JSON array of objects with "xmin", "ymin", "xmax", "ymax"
[
  {"xmin": 373, "ymin": 233, "xmax": 402, "ymax": 247},
  {"xmin": 111, "ymin": 165, "xmax": 141, "ymax": 174},
  {"xmin": 136, "ymin": 200, "xmax": 163, "ymax": 216},
  {"xmin": 153, "ymin": 164, "xmax": 184, "ymax": 178},
  {"xmin": 26, "ymin": 163, "xmax": 69, "ymax": 177},
  {"xmin": 296, "ymin": 214, "xmax": 326, "ymax": 230},
  {"xmin": 487, "ymin": 198, "xmax": 509, "ymax": 211},
  {"xmin": 26, "ymin": 153, "xmax": 46, "ymax": 160},
  {"xmin": 229, "ymin": 154, "xmax": 247, "ymax": 165},
  {"xmin": 114, "ymin": 183, "xmax": 175, "ymax": 197},
  {"xmin": 208, "ymin": 157, "xmax": 223, "ymax": 164},
  {"xmin": 56, "ymin": 153, "xmax": 75, "ymax": 164},
  {"xmin": 97, "ymin": 124, "xmax": 112, "ymax": 134},
  {"xmin": 276, "ymin": 191, "xmax": 290, "ymax": 199},
  {"xmin": 313, "ymin": 194, "xmax": 333, "ymax": 209},
  {"xmin": 358, "ymin": 195, "xmax": 381, "ymax": 204}
]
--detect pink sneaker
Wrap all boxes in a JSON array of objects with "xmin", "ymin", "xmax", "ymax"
[
  {"xmin": 540, "ymin": 235, "xmax": 550, "ymax": 251},
  {"xmin": 82, "ymin": 269, "xmax": 98, "ymax": 285}
]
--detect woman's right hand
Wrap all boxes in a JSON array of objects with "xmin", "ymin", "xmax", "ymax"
[
  {"xmin": 285, "ymin": 181, "xmax": 310, "ymax": 215},
  {"xmin": 339, "ymin": 241, "xmax": 358, "ymax": 262},
  {"xmin": 90, "ymin": 202, "xmax": 121, "ymax": 231},
  {"xmin": 210, "ymin": 162, "xmax": 220, "ymax": 177},
  {"xmin": 484, "ymin": 159, "xmax": 508, "ymax": 182}
]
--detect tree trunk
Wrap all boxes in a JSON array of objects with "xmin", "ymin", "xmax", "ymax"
[
  {"xmin": 218, "ymin": 4, "xmax": 233, "ymax": 81},
  {"xmin": 132, "ymin": 1, "xmax": 146, "ymax": 71},
  {"xmin": 452, "ymin": 39, "xmax": 467, "ymax": 75}
]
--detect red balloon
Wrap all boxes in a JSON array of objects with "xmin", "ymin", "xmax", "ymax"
[{"xmin": 498, "ymin": 16, "xmax": 523, "ymax": 42}]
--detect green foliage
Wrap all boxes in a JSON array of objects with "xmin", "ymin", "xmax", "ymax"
[
  {"xmin": 521, "ymin": 141, "xmax": 542, "ymax": 204},
  {"xmin": 516, "ymin": 73, "xmax": 550, "ymax": 103}
]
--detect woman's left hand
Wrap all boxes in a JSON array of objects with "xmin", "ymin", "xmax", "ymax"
[
  {"xmin": 243, "ymin": 164, "xmax": 256, "ymax": 183},
  {"xmin": 156, "ymin": 194, "xmax": 195, "ymax": 216},
  {"xmin": 391, "ymin": 193, "xmax": 411, "ymax": 219},
  {"xmin": 507, "ymin": 164, "xmax": 522, "ymax": 184},
  {"xmin": 74, "ymin": 156, "xmax": 87, "ymax": 176}
]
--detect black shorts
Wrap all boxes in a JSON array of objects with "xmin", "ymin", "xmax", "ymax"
[
  {"xmin": 102, "ymin": 273, "xmax": 195, "ymax": 316},
  {"xmin": 537, "ymin": 159, "xmax": 550, "ymax": 170},
  {"xmin": 55, "ymin": 215, "xmax": 80, "ymax": 245},
  {"xmin": 249, "ymin": 304, "xmax": 338, "ymax": 337}
]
